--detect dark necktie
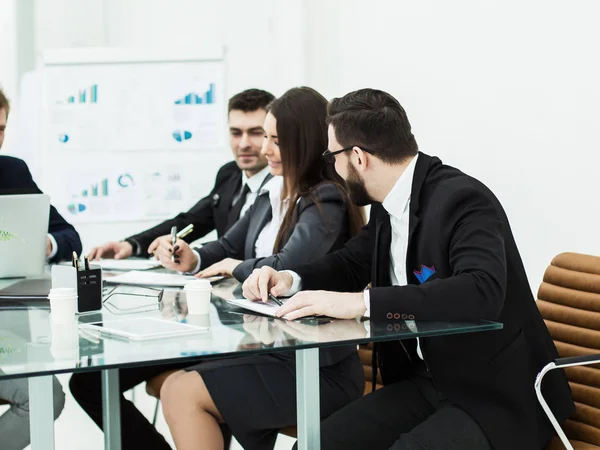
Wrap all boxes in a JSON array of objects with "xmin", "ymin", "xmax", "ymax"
[{"xmin": 227, "ymin": 183, "xmax": 251, "ymax": 225}]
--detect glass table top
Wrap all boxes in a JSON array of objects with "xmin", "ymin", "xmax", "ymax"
[{"xmin": 0, "ymin": 278, "xmax": 503, "ymax": 380}]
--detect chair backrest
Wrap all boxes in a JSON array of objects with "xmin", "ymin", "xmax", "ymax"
[{"xmin": 537, "ymin": 252, "xmax": 600, "ymax": 447}]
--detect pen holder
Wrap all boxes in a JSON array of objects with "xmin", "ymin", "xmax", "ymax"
[{"xmin": 51, "ymin": 265, "xmax": 103, "ymax": 314}]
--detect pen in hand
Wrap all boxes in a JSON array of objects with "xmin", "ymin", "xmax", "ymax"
[
  {"xmin": 176, "ymin": 224, "xmax": 194, "ymax": 240},
  {"xmin": 170, "ymin": 226, "xmax": 177, "ymax": 263},
  {"xmin": 268, "ymin": 293, "xmax": 283, "ymax": 307}
]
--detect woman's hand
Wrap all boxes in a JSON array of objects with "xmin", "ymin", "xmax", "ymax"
[
  {"xmin": 150, "ymin": 236, "xmax": 198, "ymax": 272},
  {"xmin": 196, "ymin": 258, "xmax": 242, "ymax": 279}
]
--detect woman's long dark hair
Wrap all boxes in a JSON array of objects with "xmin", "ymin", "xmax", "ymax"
[{"xmin": 268, "ymin": 87, "xmax": 365, "ymax": 252}]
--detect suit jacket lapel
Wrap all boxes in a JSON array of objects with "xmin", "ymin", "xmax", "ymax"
[
  {"xmin": 374, "ymin": 207, "xmax": 392, "ymax": 287},
  {"xmin": 406, "ymin": 153, "xmax": 432, "ymax": 279},
  {"xmin": 244, "ymin": 193, "xmax": 273, "ymax": 258},
  {"xmin": 223, "ymin": 173, "xmax": 243, "ymax": 227}
]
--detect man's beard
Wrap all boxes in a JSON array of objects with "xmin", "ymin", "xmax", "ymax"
[{"xmin": 345, "ymin": 162, "xmax": 372, "ymax": 206}]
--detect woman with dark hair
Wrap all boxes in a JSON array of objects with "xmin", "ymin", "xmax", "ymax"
[
  {"xmin": 153, "ymin": 86, "xmax": 364, "ymax": 281},
  {"xmin": 155, "ymin": 87, "xmax": 366, "ymax": 450}
]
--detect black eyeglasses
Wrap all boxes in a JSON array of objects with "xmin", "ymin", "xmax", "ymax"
[
  {"xmin": 322, "ymin": 146, "xmax": 376, "ymax": 163},
  {"xmin": 102, "ymin": 285, "xmax": 163, "ymax": 315}
]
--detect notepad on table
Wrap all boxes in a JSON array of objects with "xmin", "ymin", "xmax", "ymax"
[
  {"xmin": 93, "ymin": 259, "xmax": 162, "ymax": 271},
  {"xmin": 223, "ymin": 297, "xmax": 285, "ymax": 318},
  {"xmin": 105, "ymin": 271, "xmax": 224, "ymax": 287}
]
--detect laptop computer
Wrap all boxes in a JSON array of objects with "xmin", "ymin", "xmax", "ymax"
[{"xmin": 0, "ymin": 194, "xmax": 50, "ymax": 278}]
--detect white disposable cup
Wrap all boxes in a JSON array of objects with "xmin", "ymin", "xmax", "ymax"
[
  {"xmin": 48, "ymin": 287, "xmax": 78, "ymax": 323},
  {"xmin": 184, "ymin": 280, "xmax": 212, "ymax": 315},
  {"xmin": 186, "ymin": 313, "xmax": 211, "ymax": 329},
  {"xmin": 49, "ymin": 316, "xmax": 79, "ymax": 360}
]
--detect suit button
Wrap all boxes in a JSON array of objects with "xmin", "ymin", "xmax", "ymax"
[
  {"xmin": 401, "ymin": 314, "xmax": 407, "ymax": 320},
  {"xmin": 393, "ymin": 313, "xmax": 401, "ymax": 319},
  {"xmin": 394, "ymin": 324, "xmax": 401, "ymax": 331},
  {"xmin": 386, "ymin": 313, "xmax": 393, "ymax": 319},
  {"xmin": 386, "ymin": 324, "xmax": 393, "ymax": 331},
  {"xmin": 408, "ymin": 315, "xmax": 415, "ymax": 320}
]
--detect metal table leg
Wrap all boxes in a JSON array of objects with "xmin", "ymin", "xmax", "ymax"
[
  {"xmin": 296, "ymin": 348, "xmax": 320, "ymax": 450},
  {"xmin": 102, "ymin": 369, "xmax": 121, "ymax": 450},
  {"xmin": 29, "ymin": 375, "xmax": 55, "ymax": 450}
]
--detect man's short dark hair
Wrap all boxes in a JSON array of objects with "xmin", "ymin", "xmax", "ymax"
[
  {"xmin": 327, "ymin": 88, "xmax": 418, "ymax": 164},
  {"xmin": 228, "ymin": 88, "xmax": 275, "ymax": 114},
  {"xmin": 0, "ymin": 88, "xmax": 10, "ymax": 117}
]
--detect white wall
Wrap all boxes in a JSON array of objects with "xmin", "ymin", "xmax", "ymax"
[
  {"xmin": 4, "ymin": 0, "xmax": 599, "ymax": 286},
  {"xmin": 0, "ymin": 0, "xmax": 19, "ymax": 156},
  {"xmin": 304, "ymin": 0, "xmax": 600, "ymax": 291}
]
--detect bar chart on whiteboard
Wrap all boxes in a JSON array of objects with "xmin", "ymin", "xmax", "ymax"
[
  {"xmin": 45, "ymin": 62, "xmax": 225, "ymax": 152},
  {"xmin": 41, "ymin": 57, "xmax": 227, "ymax": 223}
]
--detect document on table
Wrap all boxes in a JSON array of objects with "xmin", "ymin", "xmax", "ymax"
[
  {"xmin": 105, "ymin": 271, "xmax": 224, "ymax": 287},
  {"xmin": 223, "ymin": 297, "xmax": 285, "ymax": 317},
  {"xmin": 93, "ymin": 259, "xmax": 162, "ymax": 271}
]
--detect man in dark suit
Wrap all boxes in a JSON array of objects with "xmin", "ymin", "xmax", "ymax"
[
  {"xmin": 243, "ymin": 89, "xmax": 574, "ymax": 449},
  {"xmin": 0, "ymin": 89, "xmax": 82, "ymax": 263},
  {"xmin": 88, "ymin": 88, "xmax": 275, "ymax": 260}
]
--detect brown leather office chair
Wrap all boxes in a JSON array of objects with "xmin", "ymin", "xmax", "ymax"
[{"xmin": 536, "ymin": 252, "xmax": 600, "ymax": 450}]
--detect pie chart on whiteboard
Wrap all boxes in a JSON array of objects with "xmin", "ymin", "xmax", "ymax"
[{"xmin": 172, "ymin": 130, "xmax": 192, "ymax": 142}]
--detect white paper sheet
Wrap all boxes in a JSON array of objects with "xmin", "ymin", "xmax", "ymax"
[
  {"xmin": 105, "ymin": 270, "xmax": 224, "ymax": 287},
  {"xmin": 94, "ymin": 259, "xmax": 162, "ymax": 271}
]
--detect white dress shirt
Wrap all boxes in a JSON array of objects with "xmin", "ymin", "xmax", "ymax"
[
  {"xmin": 285, "ymin": 154, "xmax": 422, "ymax": 357},
  {"xmin": 239, "ymin": 166, "xmax": 271, "ymax": 218},
  {"xmin": 46, "ymin": 234, "xmax": 58, "ymax": 260},
  {"xmin": 189, "ymin": 165, "xmax": 271, "ymax": 273},
  {"xmin": 254, "ymin": 176, "xmax": 288, "ymax": 258}
]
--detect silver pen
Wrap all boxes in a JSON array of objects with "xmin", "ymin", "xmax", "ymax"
[{"xmin": 171, "ymin": 226, "xmax": 178, "ymax": 262}]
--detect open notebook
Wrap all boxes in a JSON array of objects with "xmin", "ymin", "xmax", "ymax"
[
  {"xmin": 223, "ymin": 297, "xmax": 285, "ymax": 317},
  {"xmin": 105, "ymin": 271, "xmax": 224, "ymax": 287},
  {"xmin": 93, "ymin": 259, "xmax": 162, "ymax": 271}
]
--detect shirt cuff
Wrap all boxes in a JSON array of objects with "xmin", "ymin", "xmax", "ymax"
[
  {"xmin": 46, "ymin": 234, "xmax": 58, "ymax": 260},
  {"xmin": 181, "ymin": 250, "xmax": 202, "ymax": 275},
  {"xmin": 363, "ymin": 289, "xmax": 371, "ymax": 318},
  {"xmin": 281, "ymin": 270, "xmax": 302, "ymax": 296}
]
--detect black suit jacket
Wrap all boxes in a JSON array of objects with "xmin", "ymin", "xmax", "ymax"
[
  {"xmin": 198, "ymin": 182, "xmax": 354, "ymax": 282},
  {"xmin": 293, "ymin": 153, "xmax": 574, "ymax": 450},
  {"xmin": 0, "ymin": 155, "xmax": 82, "ymax": 263},
  {"xmin": 126, "ymin": 161, "xmax": 245, "ymax": 255}
]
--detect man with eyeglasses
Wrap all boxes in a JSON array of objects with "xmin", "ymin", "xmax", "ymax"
[{"xmin": 244, "ymin": 88, "xmax": 574, "ymax": 450}]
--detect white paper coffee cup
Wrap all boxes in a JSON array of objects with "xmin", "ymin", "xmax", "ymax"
[
  {"xmin": 49, "ymin": 316, "xmax": 79, "ymax": 360},
  {"xmin": 184, "ymin": 280, "xmax": 212, "ymax": 315},
  {"xmin": 186, "ymin": 313, "xmax": 211, "ymax": 329},
  {"xmin": 48, "ymin": 287, "xmax": 78, "ymax": 323}
]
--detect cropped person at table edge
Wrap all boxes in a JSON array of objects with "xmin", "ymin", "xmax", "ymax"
[
  {"xmin": 0, "ymin": 88, "xmax": 82, "ymax": 262},
  {"xmin": 88, "ymin": 88, "xmax": 275, "ymax": 261},
  {"xmin": 0, "ymin": 89, "xmax": 70, "ymax": 450},
  {"xmin": 243, "ymin": 88, "xmax": 574, "ymax": 450},
  {"xmin": 156, "ymin": 87, "xmax": 365, "ymax": 450}
]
